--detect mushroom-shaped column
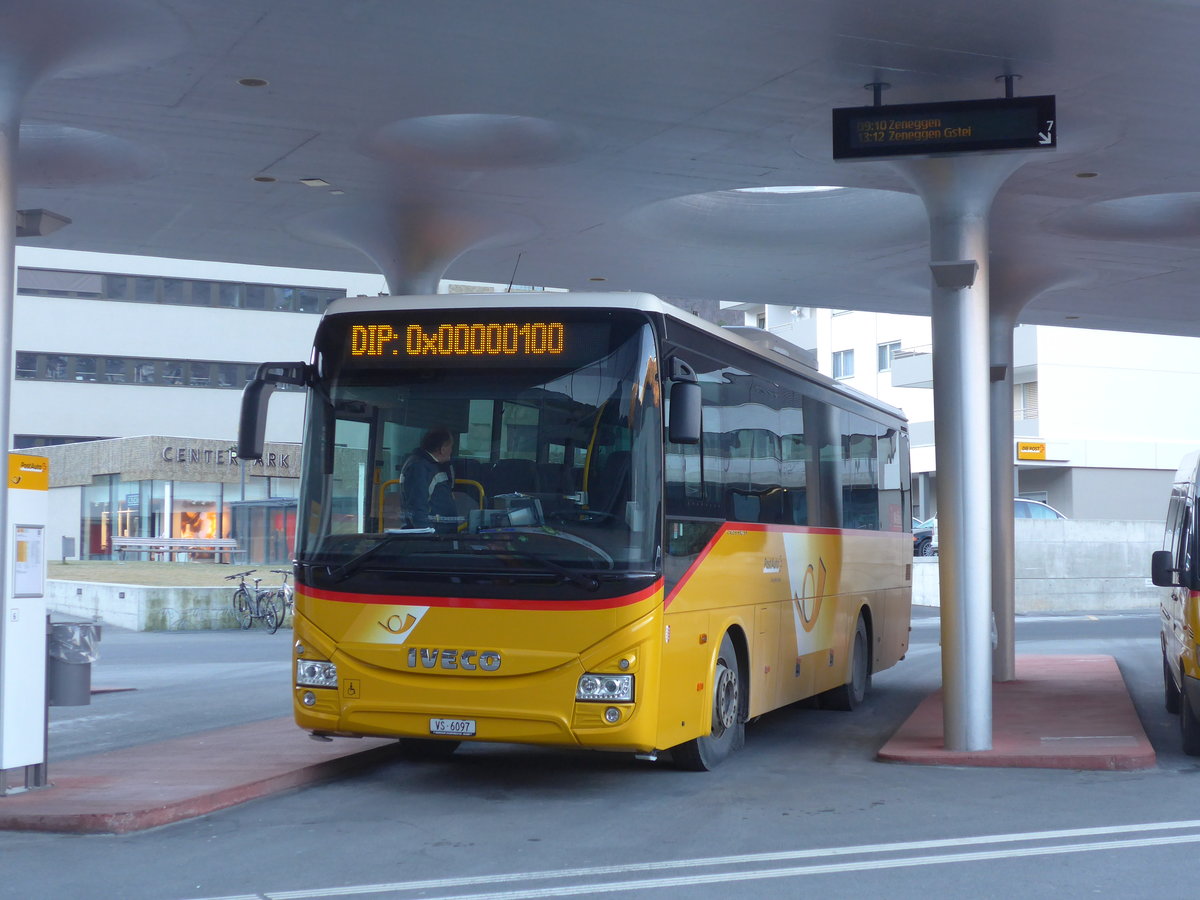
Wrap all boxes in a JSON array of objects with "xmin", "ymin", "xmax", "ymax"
[
  {"xmin": 891, "ymin": 153, "xmax": 1026, "ymax": 751},
  {"xmin": 987, "ymin": 258, "xmax": 1090, "ymax": 682}
]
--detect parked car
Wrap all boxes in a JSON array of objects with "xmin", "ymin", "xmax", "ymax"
[
  {"xmin": 928, "ymin": 499, "xmax": 1066, "ymax": 554},
  {"xmin": 913, "ymin": 517, "xmax": 936, "ymax": 557}
]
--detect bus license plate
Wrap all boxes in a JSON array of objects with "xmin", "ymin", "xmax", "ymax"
[{"xmin": 430, "ymin": 718, "xmax": 476, "ymax": 737}]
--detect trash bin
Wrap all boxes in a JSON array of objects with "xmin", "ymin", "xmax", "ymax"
[{"xmin": 47, "ymin": 620, "xmax": 101, "ymax": 707}]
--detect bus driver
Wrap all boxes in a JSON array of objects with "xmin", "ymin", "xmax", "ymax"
[{"xmin": 398, "ymin": 426, "xmax": 459, "ymax": 531}]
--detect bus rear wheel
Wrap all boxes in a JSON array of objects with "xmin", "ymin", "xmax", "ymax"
[
  {"xmin": 673, "ymin": 632, "xmax": 744, "ymax": 771},
  {"xmin": 823, "ymin": 614, "xmax": 870, "ymax": 711}
]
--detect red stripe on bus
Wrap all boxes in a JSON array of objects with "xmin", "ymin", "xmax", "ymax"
[{"xmin": 298, "ymin": 579, "xmax": 663, "ymax": 611}]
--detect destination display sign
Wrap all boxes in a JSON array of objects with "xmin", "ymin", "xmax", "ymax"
[
  {"xmin": 832, "ymin": 95, "xmax": 1056, "ymax": 161},
  {"xmin": 324, "ymin": 312, "xmax": 615, "ymax": 370}
]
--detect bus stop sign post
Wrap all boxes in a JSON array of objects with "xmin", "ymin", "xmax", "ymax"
[{"xmin": 0, "ymin": 454, "xmax": 50, "ymax": 793}]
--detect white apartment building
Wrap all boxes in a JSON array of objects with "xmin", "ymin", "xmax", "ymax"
[
  {"xmin": 13, "ymin": 247, "xmax": 391, "ymax": 562},
  {"xmin": 724, "ymin": 301, "xmax": 1198, "ymax": 522}
]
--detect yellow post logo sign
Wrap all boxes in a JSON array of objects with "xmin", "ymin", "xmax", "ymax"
[
  {"xmin": 8, "ymin": 454, "xmax": 48, "ymax": 491},
  {"xmin": 1016, "ymin": 441, "xmax": 1047, "ymax": 461}
]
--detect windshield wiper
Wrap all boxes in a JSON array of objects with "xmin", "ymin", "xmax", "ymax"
[
  {"xmin": 485, "ymin": 545, "xmax": 599, "ymax": 591},
  {"xmin": 322, "ymin": 529, "xmax": 603, "ymax": 589},
  {"xmin": 324, "ymin": 529, "xmax": 442, "ymax": 582}
]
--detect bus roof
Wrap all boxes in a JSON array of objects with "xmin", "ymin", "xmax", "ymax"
[{"xmin": 325, "ymin": 291, "xmax": 907, "ymax": 424}]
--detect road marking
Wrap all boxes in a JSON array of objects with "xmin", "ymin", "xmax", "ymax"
[
  {"xmin": 1040, "ymin": 735, "xmax": 1140, "ymax": 745},
  {"xmin": 910, "ymin": 612, "xmax": 1157, "ymax": 627},
  {"xmin": 211, "ymin": 819, "xmax": 1200, "ymax": 900}
]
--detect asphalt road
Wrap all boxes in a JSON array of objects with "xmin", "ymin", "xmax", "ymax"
[{"xmin": 6, "ymin": 606, "xmax": 1199, "ymax": 900}]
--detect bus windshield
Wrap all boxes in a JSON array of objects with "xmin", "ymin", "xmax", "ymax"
[{"xmin": 296, "ymin": 309, "xmax": 663, "ymax": 598}]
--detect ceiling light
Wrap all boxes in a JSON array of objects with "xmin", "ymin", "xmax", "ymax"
[
  {"xmin": 300, "ymin": 178, "xmax": 331, "ymax": 188},
  {"xmin": 1075, "ymin": 172, "xmax": 1099, "ymax": 178},
  {"xmin": 238, "ymin": 77, "xmax": 269, "ymax": 88},
  {"xmin": 735, "ymin": 185, "xmax": 843, "ymax": 194},
  {"xmin": 589, "ymin": 277, "xmax": 606, "ymax": 282},
  {"xmin": 253, "ymin": 175, "xmax": 276, "ymax": 183},
  {"xmin": 329, "ymin": 189, "xmax": 345, "ymax": 195}
]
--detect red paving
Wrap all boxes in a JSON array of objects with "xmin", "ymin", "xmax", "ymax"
[
  {"xmin": 878, "ymin": 654, "xmax": 1157, "ymax": 770},
  {"xmin": 0, "ymin": 718, "xmax": 398, "ymax": 834},
  {"xmin": 0, "ymin": 654, "xmax": 1157, "ymax": 834}
]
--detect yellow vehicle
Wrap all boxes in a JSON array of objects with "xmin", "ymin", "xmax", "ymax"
[
  {"xmin": 1151, "ymin": 450, "xmax": 1200, "ymax": 755},
  {"xmin": 240, "ymin": 293, "xmax": 913, "ymax": 769}
]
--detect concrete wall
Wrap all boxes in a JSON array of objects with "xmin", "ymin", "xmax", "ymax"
[
  {"xmin": 46, "ymin": 580, "xmax": 239, "ymax": 631},
  {"xmin": 914, "ymin": 518, "xmax": 1163, "ymax": 611}
]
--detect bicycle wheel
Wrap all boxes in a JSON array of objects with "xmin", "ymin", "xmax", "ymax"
[
  {"xmin": 232, "ymin": 586, "xmax": 253, "ymax": 630},
  {"xmin": 259, "ymin": 593, "xmax": 280, "ymax": 634}
]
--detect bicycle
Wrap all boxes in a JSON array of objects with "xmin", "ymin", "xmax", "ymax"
[
  {"xmin": 225, "ymin": 569, "xmax": 280, "ymax": 633},
  {"xmin": 271, "ymin": 569, "xmax": 293, "ymax": 625}
]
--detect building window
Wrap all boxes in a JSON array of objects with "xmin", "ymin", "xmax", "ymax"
[
  {"xmin": 832, "ymin": 349, "xmax": 854, "ymax": 380},
  {"xmin": 17, "ymin": 267, "xmax": 346, "ymax": 313},
  {"xmin": 877, "ymin": 341, "xmax": 900, "ymax": 372},
  {"xmin": 15, "ymin": 353, "xmax": 36, "ymax": 380},
  {"xmin": 756, "ymin": 313, "xmax": 766, "ymax": 329},
  {"xmin": 13, "ymin": 352, "xmax": 296, "ymax": 391},
  {"xmin": 1015, "ymin": 381, "xmax": 1039, "ymax": 420}
]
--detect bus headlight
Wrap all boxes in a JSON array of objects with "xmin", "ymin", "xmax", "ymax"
[
  {"xmin": 297, "ymin": 659, "xmax": 338, "ymax": 688},
  {"xmin": 576, "ymin": 673, "xmax": 633, "ymax": 702}
]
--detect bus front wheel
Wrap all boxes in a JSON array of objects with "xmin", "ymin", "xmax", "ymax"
[
  {"xmin": 673, "ymin": 632, "xmax": 744, "ymax": 771},
  {"xmin": 1182, "ymin": 689, "xmax": 1200, "ymax": 756},
  {"xmin": 1164, "ymin": 648, "xmax": 1182, "ymax": 715}
]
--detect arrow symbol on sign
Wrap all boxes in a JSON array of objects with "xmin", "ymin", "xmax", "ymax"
[{"xmin": 1038, "ymin": 120, "xmax": 1055, "ymax": 144}]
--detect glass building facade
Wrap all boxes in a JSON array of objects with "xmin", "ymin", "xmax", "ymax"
[{"xmin": 38, "ymin": 436, "xmax": 300, "ymax": 565}]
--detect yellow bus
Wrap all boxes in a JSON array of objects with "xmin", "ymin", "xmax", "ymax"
[{"xmin": 240, "ymin": 293, "xmax": 913, "ymax": 769}]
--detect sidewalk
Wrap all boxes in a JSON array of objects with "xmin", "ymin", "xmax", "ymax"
[
  {"xmin": 878, "ymin": 654, "xmax": 1157, "ymax": 770},
  {"xmin": 0, "ymin": 718, "xmax": 398, "ymax": 834}
]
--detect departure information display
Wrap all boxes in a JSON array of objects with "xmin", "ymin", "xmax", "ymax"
[
  {"xmin": 351, "ymin": 321, "xmax": 565, "ymax": 358},
  {"xmin": 832, "ymin": 95, "xmax": 1056, "ymax": 160},
  {"xmin": 326, "ymin": 312, "xmax": 616, "ymax": 369}
]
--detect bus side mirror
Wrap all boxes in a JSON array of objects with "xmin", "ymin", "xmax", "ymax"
[
  {"xmin": 1151, "ymin": 549, "xmax": 1177, "ymax": 587},
  {"xmin": 238, "ymin": 362, "xmax": 309, "ymax": 460},
  {"xmin": 667, "ymin": 358, "xmax": 701, "ymax": 445}
]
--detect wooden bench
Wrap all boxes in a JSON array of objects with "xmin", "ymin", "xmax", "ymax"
[{"xmin": 111, "ymin": 537, "xmax": 247, "ymax": 563}]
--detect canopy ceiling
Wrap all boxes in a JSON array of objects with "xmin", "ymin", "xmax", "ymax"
[{"xmin": 9, "ymin": 0, "xmax": 1200, "ymax": 335}]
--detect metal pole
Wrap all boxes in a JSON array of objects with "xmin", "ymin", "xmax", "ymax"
[
  {"xmin": 891, "ymin": 154, "xmax": 1026, "ymax": 751},
  {"xmin": 0, "ymin": 107, "xmax": 22, "ymax": 787},
  {"xmin": 989, "ymin": 308, "xmax": 1018, "ymax": 682},
  {"xmin": 0, "ymin": 111, "xmax": 16, "ymax": 588},
  {"xmin": 928, "ymin": 246, "xmax": 993, "ymax": 752}
]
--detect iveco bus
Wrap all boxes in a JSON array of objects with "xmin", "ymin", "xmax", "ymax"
[{"xmin": 239, "ymin": 293, "xmax": 913, "ymax": 769}]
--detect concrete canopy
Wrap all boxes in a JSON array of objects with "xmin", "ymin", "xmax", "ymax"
[{"xmin": 4, "ymin": 0, "xmax": 1199, "ymax": 332}]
